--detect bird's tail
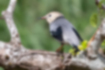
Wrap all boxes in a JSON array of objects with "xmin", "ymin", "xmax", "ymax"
[
  {"xmin": 69, "ymin": 40, "xmax": 88, "ymax": 55},
  {"xmin": 69, "ymin": 45, "xmax": 79, "ymax": 56},
  {"xmin": 72, "ymin": 45, "xmax": 80, "ymax": 53}
]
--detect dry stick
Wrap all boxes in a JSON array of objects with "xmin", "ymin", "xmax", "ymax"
[
  {"xmin": 87, "ymin": 0, "xmax": 105, "ymax": 47},
  {"xmin": 2, "ymin": 0, "xmax": 21, "ymax": 46},
  {"xmin": 96, "ymin": 0, "xmax": 105, "ymax": 55},
  {"xmin": 87, "ymin": 0, "xmax": 105, "ymax": 57}
]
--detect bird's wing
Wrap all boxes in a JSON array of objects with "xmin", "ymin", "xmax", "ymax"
[
  {"xmin": 50, "ymin": 18, "xmax": 82, "ymax": 47},
  {"xmin": 72, "ymin": 28, "xmax": 83, "ymax": 42},
  {"xmin": 60, "ymin": 19, "xmax": 82, "ymax": 47},
  {"xmin": 49, "ymin": 24, "xmax": 63, "ymax": 42}
]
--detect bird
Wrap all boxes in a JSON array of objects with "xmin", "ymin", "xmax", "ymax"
[{"xmin": 41, "ymin": 11, "xmax": 82, "ymax": 53}]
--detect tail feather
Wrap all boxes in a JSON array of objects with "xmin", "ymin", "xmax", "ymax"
[{"xmin": 73, "ymin": 45, "xmax": 80, "ymax": 53}]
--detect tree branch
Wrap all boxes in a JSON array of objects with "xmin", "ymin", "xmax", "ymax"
[
  {"xmin": 2, "ymin": 0, "xmax": 21, "ymax": 46},
  {"xmin": 0, "ymin": 0, "xmax": 105, "ymax": 70},
  {"xmin": 87, "ymin": 0, "xmax": 105, "ymax": 58}
]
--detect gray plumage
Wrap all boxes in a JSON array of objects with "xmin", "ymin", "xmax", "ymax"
[
  {"xmin": 50, "ymin": 17, "xmax": 82, "ymax": 48},
  {"xmin": 41, "ymin": 11, "xmax": 82, "ymax": 52}
]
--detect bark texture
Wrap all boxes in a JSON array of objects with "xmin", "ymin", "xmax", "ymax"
[{"xmin": 0, "ymin": 0, "xmax": 105, "ymax": 70}]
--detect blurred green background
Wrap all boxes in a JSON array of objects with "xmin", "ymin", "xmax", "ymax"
[
  {"xmin": 0, "ymin": 0, "xmax": 99, "ymax": 69},
  {"xmin": 0, "ymin": 0, "xmax": 97, "ymax": 52}
]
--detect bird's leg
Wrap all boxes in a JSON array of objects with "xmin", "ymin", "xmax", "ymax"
[
  {"xmin": 56, "ymin": 43, "xmax": 64, "ymax": 62},
  {"xmin": 56, "ymin": 43, "xmax": 64, "ymax": 54}
]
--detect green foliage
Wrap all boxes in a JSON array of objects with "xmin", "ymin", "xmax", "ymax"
[
  {"xmin": 90, "ymin": 13, "xmax": 98, "ymax": 27},
  {"xmin": 0, "ymin": 0, "xmax": 97, "ymax": 52},
  {"xmin": 78, "ymin": 40, "xmax": 88, "ymax": 51},
  {"xmin": 69, "ymin": 40, "xmax": 88, "ymax": 55},
  {"xmin": 101, "ymin": 40, "xmax": 105, "ymax": 47},
  {"xmin": 69, "ymin": 48, "xmax": 76, "ymax": 56},
  {"xmin": 0, "ymin": 67, "xmax": 4, "ymax": 70}
]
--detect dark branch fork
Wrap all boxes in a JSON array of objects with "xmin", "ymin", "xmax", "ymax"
[
  {"xmin": 95, "ymin": 0, "xmax": 105, "ymax": 10},
  {"xmin": 0, "ymin": 0, "xmax": 105, "ymax": 70}
]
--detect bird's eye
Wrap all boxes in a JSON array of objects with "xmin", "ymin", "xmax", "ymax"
[{"xmin": 49, "ymin": 14, "xmax": 51, "ymax": 17}]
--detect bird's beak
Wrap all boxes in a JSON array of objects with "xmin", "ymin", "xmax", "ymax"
[{"xmin": 40, "ymin": 16, "xmax": 46, "ymax": 20}]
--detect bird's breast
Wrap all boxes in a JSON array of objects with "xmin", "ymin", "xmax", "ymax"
[{"xmin": 62, "ymin": 34, "xmax": 70, "ymax": 44}]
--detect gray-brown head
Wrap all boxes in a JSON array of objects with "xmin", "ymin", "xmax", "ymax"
[{"xmin": 41, "ymin": 11, "xmax": 63, "ymax": 24}]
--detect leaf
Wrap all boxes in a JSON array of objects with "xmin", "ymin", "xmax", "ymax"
[
  {"xmin": 78, "ymin": 40, "xmax": 88, "ymax": 51},
  {"xmin": 69, "ymin": 40, "xmax": 88, "ymax": 55},
  {"xmin": 69, "ymin": 49, "xmax": 76, "ymax": 56},
  {"xmin": 101, "ymin": 40, "xmax": 105, "ymax": 47},
  {"xmin": 0, "ymin": 67, "xmax": 4, "ymax": 70},
  {"xmin": 90, "ymin": 13, "xmax": 98, "ymax": 27}
]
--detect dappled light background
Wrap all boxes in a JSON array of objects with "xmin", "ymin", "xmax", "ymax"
[{"xmin": 0, "ymin": 0, "xmax": 97, "ymax": 53}]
